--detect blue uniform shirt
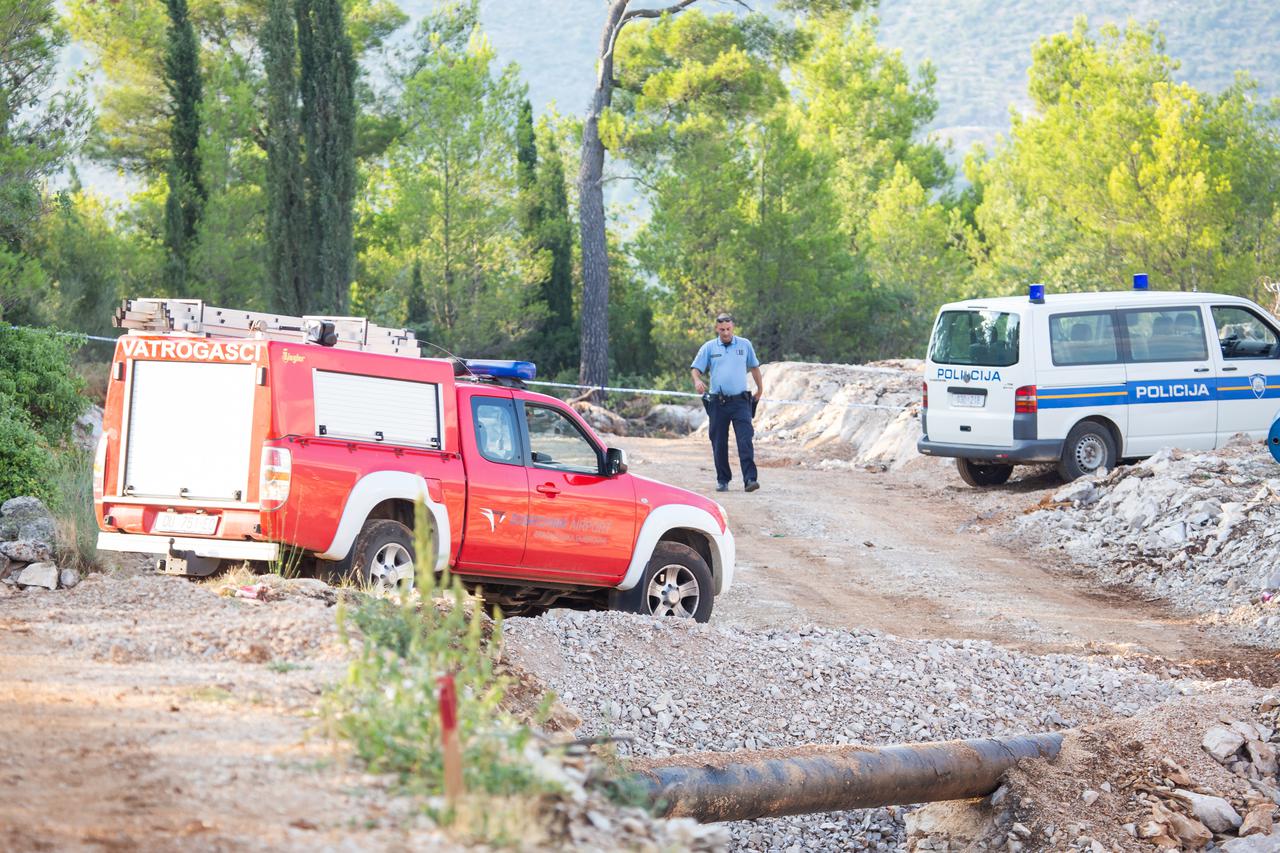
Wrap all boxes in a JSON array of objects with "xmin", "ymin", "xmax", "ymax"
[{"xmin": 691, "ymin": 336, "xmax": 760, "ymax": 395}]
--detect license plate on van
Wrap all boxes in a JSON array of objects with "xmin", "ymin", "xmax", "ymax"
[
  {"xmin": 950, "ymin": 393, "xmax": 985, "ymax": 408},
  {"xmin": 154, "ymin": 511, "xmax": 218, "ymax": 535}
]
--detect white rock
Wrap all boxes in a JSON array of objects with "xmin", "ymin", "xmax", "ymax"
[
  {"xmin": 58, "ymin": 569, "xmax": 81, "ymax": 589},
  {"xmin": 1205, "ymin": 725, "xmax": 1247, "ymax": 762},
  {"xmin": 16, "ymin": 562, "xmax": 58, "ymax": 590},
  {"xmin": 1177, "ymin": 789, "xmax": 1243, "ymax": 833},
  {"xmin": 1220, "ymin": 834, "xmax": 1280, "ymax": 852}
]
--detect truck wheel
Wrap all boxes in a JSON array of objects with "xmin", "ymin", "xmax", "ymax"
[
  {"xmin": 955, "ymin": 458, "xmax": 1013, "ymax": 488},
  {"xmin": 617, "ymin": 542, "xmax": 714, "ymax": 623},
  {"xmin": 348, "ymin": 519, "xmax": 415, "ymax": 591},
  {"xmin": 1058, "ymin": 421, "xmax": 1116, "ymax": 482}
]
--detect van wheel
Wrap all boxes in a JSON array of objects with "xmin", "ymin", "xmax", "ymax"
[
  {"xmin": 615, "ymin": 542, "xmax": 714, "ymax": 623},
  {"xmin": 348, "ymin": 519, "xmax": 415, "ymax": 591},
  {"xmin": 1058, "ymin": 421, "xmax": 1116, "ymax": 482},
  {"xmin": 955, "ymin": 458, "xmax": 1014, "ymax": 487}
]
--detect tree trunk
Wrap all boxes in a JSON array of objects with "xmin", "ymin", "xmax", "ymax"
[{"xmin": 577, "ymin": 1, "xmax": 629, "ymax": 399}]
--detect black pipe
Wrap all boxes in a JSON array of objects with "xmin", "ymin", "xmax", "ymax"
[{"xmin": 634, "ymin": 733, "xmax": 1063, "ymax": 823}]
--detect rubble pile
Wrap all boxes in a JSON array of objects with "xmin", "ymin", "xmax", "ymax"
[
  {"xmin": 908, "ymin": 692, "xmax": 1280, "ymax": 852},
  {"xmin": 505, "ymin": 609, "xmax": 1209, "ymax": 850},
  {"xmin": 0, "ymin": 496, "xmax": 80, "ymax": 591},
  {"xmin": 750, "ymin": 360, "xmax": 927, "ymax": 471},
  {"xmin": 1012, "ymin": 441, "xmax": 1280, "ymax": 647}
]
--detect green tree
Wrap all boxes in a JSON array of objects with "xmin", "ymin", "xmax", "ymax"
[
  {"xmin": 0, "ymin": 0, "xmax": 89, "ymax": 322},
  {"xmin": 162, "ymin": 0, "xmax": 206, "ymax": 292},
  {"xmin": 358, "ymin": 2, "xmax": 544, "ymax": 356},
  {"xmin": 263, "ymin": 0, "xmax": 307, "ymax": 313},
  {"xmin": 298, "ymin": 0, "xmax": 358, "ymax": 313},
  {"xmin": 968, "ymin": 18, "xmax": 1280, "ymax": 297}
]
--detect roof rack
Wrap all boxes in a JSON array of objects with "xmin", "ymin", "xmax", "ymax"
[{"xmin": 112, "ymin": 298, "xmax": 421, "ymax": 358}]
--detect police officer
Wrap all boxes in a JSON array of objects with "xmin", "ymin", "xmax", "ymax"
[{"xmin": 691, "ymin": 313, "xmax": 762, "ymax": 492}]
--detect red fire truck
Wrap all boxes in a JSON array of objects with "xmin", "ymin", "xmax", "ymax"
[{"xmin": 93, "ymin": 299, "xmax": 734, "ymax": 621}]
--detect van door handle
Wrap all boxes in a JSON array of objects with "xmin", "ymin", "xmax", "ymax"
[
  {"xmin": 1222, "ymin": 366, "xmax": 1239, "ymax": 372},
  {"xmin": 535, "ymin": 483, "xmax": 561, "ymax": 497},
  {"xmin": 1193, "ymin": 367, "xmax": 1210, "ymax": 373}
]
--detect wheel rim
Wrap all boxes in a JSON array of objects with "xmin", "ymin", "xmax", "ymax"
[
  {"xmin": 646, "ymin": 564, "xmax": 700, "ymax": 618},
  {"xmin": 369, "ymin": 542, "xmax": 413, "ymax": 590},
  {"xmin": 1075, "ymin": 434, "xmax": 1106, "ymax": 471}
]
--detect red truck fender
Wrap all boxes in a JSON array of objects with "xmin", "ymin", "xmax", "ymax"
[
  {"xmin": 616, "ymin": 503, "xmax": 736, "ymax": 596},
  {"xmin": 315, "ymin": 470, "xmax": 452, "ymax": 572}
]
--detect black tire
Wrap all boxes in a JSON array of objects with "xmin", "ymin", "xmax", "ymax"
[
  {"xmin": 1057, "ymin": 421, "xmax": 1117, "ymax": 482},
  {"xmin": 955, "ymin": 457, "xmax": 1014, "ymax": 488},
  {"xmin": 346, "ymin": 519, "xmax": 416, "ymax": 590},
  {"xmin": 615, "ymin": 542, "xmax": 714, "ymax": 623}
]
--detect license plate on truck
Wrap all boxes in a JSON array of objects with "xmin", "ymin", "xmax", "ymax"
[
  {"xmin": 950, "ymin": 393, "xmax": 985, "ymax": 408},
  {"xmin": 154, "ymin": 511, "xmax": 218, "ymax": 535}
]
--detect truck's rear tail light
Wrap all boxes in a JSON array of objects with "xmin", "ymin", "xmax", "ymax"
[
  {"xmin": 922, "ymin": 381, "xmax": 928, "ymax": 409},
  {"xmin": 260, "ymin": 446, "xmax": 292, "ymax": 510},
  {"xmin": 1015, "ymin": 385, "xmax": 1038, "ymax": 414},
  {"xmin": 92, "ymin": 434, "xmax": 108, "ymax": 501}
]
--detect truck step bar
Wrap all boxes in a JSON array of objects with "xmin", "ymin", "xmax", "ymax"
[
  {"xmin": 113, "ymin": 298, "xmax": 421, "ymax": 358},
  {"xmin": 634, "ymin": 732, "xmax": 1063, "ymax": 823}
]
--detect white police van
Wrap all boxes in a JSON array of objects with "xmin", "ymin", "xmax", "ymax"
[{"xmin": 918, "ymin": 276, "xmax": 1280, "ymax": 486}]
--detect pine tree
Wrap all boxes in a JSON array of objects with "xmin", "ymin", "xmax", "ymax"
[
  {"xmin": 262, "ymin": 0, "xmax": 307, "ymax": 314},
  {"xmin": 297, "ymin": 0, "xmax": 356, "ymax": 314},
  {"xmin": 162, "ymin": 0, "xmax": 205, "ymax": 292}
]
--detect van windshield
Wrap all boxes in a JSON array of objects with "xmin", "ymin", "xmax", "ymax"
[{"xmin": 930, "ymin": 310, "xmax": 1020, "ymax": 367}]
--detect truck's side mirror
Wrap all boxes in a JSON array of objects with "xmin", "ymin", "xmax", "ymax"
[{"xmin": 605, "ymin": 447, "xmax": 628, "ymax": 476}]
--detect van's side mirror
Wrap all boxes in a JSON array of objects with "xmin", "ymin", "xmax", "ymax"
[{"xmin": 605, "ymin": 447, "xmax": 628, "ymax": 476}]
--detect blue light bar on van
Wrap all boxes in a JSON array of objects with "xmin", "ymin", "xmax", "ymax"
[
  {"xmin": 1133, "ymin": 273, "xmax": 1149, "ymax": 291},
  {"xmin": 465, "ymin": 359, "xmax": 537, "ymax": 380},
  {"xmin": 1028, "ymin": 283, "xmax": 1045, "ymax": 304}
]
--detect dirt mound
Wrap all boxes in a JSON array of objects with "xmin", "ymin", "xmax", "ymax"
[
  {"xmin": 750, "ymin": 360, "xmax": 930, "ymax": 470},
  {"xmin": 1010, "ymin": 441, "xmax": 1280, "ymax": 648},
  {"xmin": 907, "ymin": 690, "xmax": 1280, "ymax": 851}
]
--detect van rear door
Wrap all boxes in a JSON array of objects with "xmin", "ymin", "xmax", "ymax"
[
  {"xmin": 925, "ymin": 309, "xmax": 1024, "ymax": 448},
  {"xmin": 110, "ymin": 336, "xmax": 269, "ymax": 522}
]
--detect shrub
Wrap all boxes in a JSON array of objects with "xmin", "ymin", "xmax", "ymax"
[
  {"xmin": 0, "ymin": 403, "xmax": 54, "ymax": 502},
  {"xmin": 0, "ymin": 325, "xmax": 87, "ymax": 445}
]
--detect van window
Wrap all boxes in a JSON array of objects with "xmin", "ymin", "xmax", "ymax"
[
  {"xmin": 1049, "ymin": 312, "xmax": 1119, "ymax": 366},
  {"xmin": 1212, "ymin": 305, "xmax": 1280, "ymax": 359},
  {"xmin": 1122, "ymin": 308, "xmax": 1208, "ymax": 362},
  {"xmin": 929, "ymin": 310, "xmax": 1020, "ymax": 367}
]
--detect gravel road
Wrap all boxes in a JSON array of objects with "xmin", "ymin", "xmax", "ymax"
[{"xmin": 617, "ymin": 436, "xmax": 1273, "ymax": 679}]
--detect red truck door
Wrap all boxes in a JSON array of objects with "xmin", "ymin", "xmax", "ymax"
[
  {"xmin": 456, "ymin": 393, "xmax": 529, "ymax": 568},
  {"xmin": 518, "ymin": 401, "xmax": 636, "ymax": 582}
]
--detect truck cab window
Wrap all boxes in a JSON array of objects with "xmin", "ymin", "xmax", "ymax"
[
  {"xmin": 472, "ymin": 398, "xmax": 520, "ymax": 464},
  {"xmin": 525, "ymin": 405, "xmax": 600, "ymax": 474},
  {"xmin": 1212, "ymin": 305, "xmax": 1280, "ymax": 359}
]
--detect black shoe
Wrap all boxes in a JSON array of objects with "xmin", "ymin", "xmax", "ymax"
[
  {"xmin": 715, "ymin": 483, "xmax": 729, "ymax": 492},
  {"xmin": 744, "ymin": 480, "xmax": 760, "ymax": 492}
]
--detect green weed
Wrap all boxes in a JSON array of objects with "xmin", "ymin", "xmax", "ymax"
[
  {"xmin": 48, "ymin": 448, "xmax": 102, "ymax": 574},
  {"xmin": 323, "ymin": 501, "xmax": 559, "ymax": 840}
]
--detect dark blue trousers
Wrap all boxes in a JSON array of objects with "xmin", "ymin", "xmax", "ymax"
[{"xmin": 709, "ymin": 395, "xmax": 757, "ymax": 486}]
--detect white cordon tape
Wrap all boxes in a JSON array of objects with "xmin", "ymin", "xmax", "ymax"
[
  {"xmin": 7, "ymin": 324, "xmax": 914, "ymax": 412},
  {"xmin": 525, "ymin": 379, "xmax": 913, "ymax": 412}
]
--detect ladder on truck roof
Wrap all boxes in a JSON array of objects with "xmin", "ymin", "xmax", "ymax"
[{"xmin": 112, "ymin": 298, "xmax": 422, "ymax": 358}]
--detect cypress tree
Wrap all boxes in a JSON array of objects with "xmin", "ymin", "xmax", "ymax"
[
  {"xmin": 296, "ymin": 0, "xmax": 357, "ymax": 314},
  {"xmin": 262, "ymin": 0, "xmax": 307, "ymax": 314},
  {"xmin": 535, "ymin": 135, "xmax": 577, "ymax": 374},
  {"xmin": 162, "ymin": 0, "xmax": 205, "ymax": 292},
  {"xmin": 515, "ymin": 98, "xmax": 538, "ymax": 234},
  {"xmin": 406, "ymin": 259, "xmax": 434, "ymax": 344}
]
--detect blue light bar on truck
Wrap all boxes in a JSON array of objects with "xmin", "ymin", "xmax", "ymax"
[{"xmin": 465, "ymin": 360, "xmax": 537, "ymax": 380}]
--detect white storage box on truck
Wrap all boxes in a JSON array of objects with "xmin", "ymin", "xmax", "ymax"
[{"xmin": 918, "ymin": 277, "xmax": 1280, "ymax": 485}]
